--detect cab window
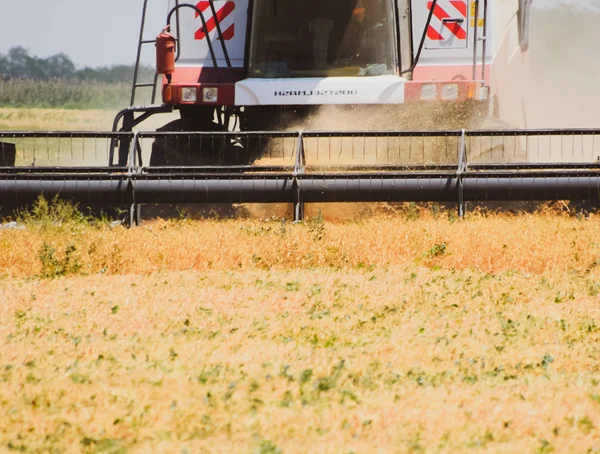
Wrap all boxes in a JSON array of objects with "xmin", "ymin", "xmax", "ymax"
[{"xmin": 248, "ymin": 0, "xmax": 398, "ymax": 78}]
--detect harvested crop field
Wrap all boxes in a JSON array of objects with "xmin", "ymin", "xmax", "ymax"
[{"xmin": 2, "ymin": 204, "xmax": 600, "ymax": 452}]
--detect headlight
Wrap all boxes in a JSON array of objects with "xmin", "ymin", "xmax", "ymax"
[
  {"xmin": 182, "ymin": 87, "xmax": 197, "ymax": 102},
  {"xmin": 203, "ymin": 87, "xmax": 219, "ymax": 103},
  {"xmin": 420, "ymin": 84, "xmax": 437, "ymax": 101},
  {"xmin": 442, "ymin": 83, "xmax": 459, "ymax": 101}
]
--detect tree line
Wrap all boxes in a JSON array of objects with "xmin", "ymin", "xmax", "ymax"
[{"xmin": 0, "ymin": 47, "xmax": 154, "ymax": 83}]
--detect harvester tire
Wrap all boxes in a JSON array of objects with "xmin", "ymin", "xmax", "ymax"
[
  {"xmin": 149, "ymin": 119, "xmax": 215, "ymax": 166},
  {"xmin": 149, "ymin": 119, "xmax": 252, "ymax": 167},
  {"xmin": 145, "ymin": 119, "xmax": 244, "ymax": 220},
  {"xmin": 0, "ymin": 142, "xmax": 17, "ymax": 221}
]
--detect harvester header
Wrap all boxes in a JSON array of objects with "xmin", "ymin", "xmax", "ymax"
[{"xmin": 4, "ymin": 0, "xmax": 594, "ymax": 226}]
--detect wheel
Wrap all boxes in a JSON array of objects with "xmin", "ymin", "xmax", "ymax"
[
  {"xmin": 145, "ymin": 116, "xmax": 247, "ymax": 220},
  {"xmin": 150, "ymin": 114, "xmax": 253, "ymax": 167},
  {"xmin": 0, "ymin": 142, "xmax": 18, "ymax": 221}
]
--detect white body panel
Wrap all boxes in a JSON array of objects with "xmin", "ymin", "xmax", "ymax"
[
  {"xmin": 176, "ymin": 0, "xmax": 249, "ymax": 68},
  {"xmin": 412, "ymin": 0, "xmax": 492, "ymax": 68},
  {"xmin": 166, "ymin": 0, "xmax": 529, "ymax": 120},
  {"xmin": 235, "ymin": 76, "xmax": 406, "ymax": 106}
]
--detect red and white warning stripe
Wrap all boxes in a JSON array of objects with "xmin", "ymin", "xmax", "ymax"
[
  {"xmin": 426, "ymin": 0, "xmax": 467, "ymax": 42},
  {"xmin": 195, "ymin": 1, "xmax": 236, "ymax": 41}
]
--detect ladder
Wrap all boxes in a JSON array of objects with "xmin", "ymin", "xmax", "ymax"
[{"xmin": 130, "ymin": 0, "xmax": 181, "ymax": 106}]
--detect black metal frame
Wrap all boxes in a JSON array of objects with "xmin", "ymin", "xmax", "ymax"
[
  {"xmin": 131, "ymin": 0, "xmax": 183, "ymax": 106},
  {"xmin": 2, "ymin": 129, "xmax": 600, "ymax": 226}
]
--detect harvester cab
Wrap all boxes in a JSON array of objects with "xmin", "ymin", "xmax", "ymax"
[
  {"xmin": 123, "ymin": 0, "xmax": 506, "ymax": 131},
  {"xmin": 114, "ymin": 0, "xmax": 530, "ymax": 166}
]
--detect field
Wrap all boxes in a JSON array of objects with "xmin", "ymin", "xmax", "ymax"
[
  {"xmin": 0, "ymin": 108, "xmax": 116, "ymax": 132},
  {"xmin": 1, "ymin": 200, "xmax": 600, "ymax": 453},
  {"xmin": 0, "ymin": 79, "xmax": 131, "ymax": 111},
  {"xmin": 3, "ymin": 8, "xmax": 600, "ymax": 452}
]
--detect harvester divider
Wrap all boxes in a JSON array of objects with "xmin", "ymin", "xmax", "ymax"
[
  {"xmin": 0, "ymin": 167, "xmax": 129, "ymax": 175},
  {"xmin": 469, "ymin": 163, "xmax": 600, "ymax": 171},
  {"xmin": 2, "ymin": 128, "xmax": 600, "ymax": 225},
  {"xmin": 143, "ymin": 165, "xmax": 296, "ymax": 174}
]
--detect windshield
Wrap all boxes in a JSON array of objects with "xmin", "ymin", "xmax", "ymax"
[{"xmin": 248, "ymin": 0, "xmax": 397, "ymax": 78}]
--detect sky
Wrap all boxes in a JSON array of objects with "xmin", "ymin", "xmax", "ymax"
[
  {"xmin": 0, "ymin": 0, "xmax": 599, "ymax": 68},
  {"xmin": 0, "ymin": 0, "xmax": 170, "ymax": 67}
]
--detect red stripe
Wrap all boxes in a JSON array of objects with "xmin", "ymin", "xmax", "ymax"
[
  {"xmin": 445, "ymin": 22, "xmax": 466, "ymax": 39},
  {"xmin": 219, "ymin": 24, "xmax": 234, "ymax": 41},
  {"xmin": 427, "ymin": 26, "xmax": 445, "ymax": 41},
  {"xmin": 451, "ymin": 1, "xmax": 467, "ymax": 17},
  {"xmin": 427, "ymin": 2, "xmax": 467, "ymax": 40},
  {"xmin": 195, "ymin": 1, "xmax": 235, "ymax": 40},
  {"xmin": 197, "ymin": 1, "xmax": 210, "ymax": 12}
]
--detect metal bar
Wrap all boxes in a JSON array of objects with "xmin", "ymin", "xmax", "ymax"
[
  {"xmin": 3, "ymin": 129, "xmax": 600, "ymax": 141},
  {"xmin": 0, "ymin": 132, "xmax": 132, "ymax": 139},
  {"xmin": 467, "ymin": 129, "xmax": 600, "ymax": 136},
  {"xmin": 131, "ymin": 0, "xmax": 149, "ymax": 106},
  {"xmin": 0, "ymin": 167, "xmax": 128, "ymax": 174},
  {"xmin": 151, "ymin": 73, "xmax": 160, "ymax": 104},
  {"xmin": 472, "ymin": 0, "xmax": 479, "ymax": 80},
  {"xmin": 142, "ymin": 165, "xmax": 296, "ymax": 174},
  {"xmin": 206, "ymin": 0, "xmax": 232, "ymax": 68},
  {"xmin": 1, "ymin": 179, "xmax": 130, "ymax": 204},
  {"xmin": 470, "ymin": 163, "xmax": 600, "ymax": 170},
  {"xmin": 128, "ymin": 132, "xmax": 141, "ymax": 227},
  {"xmin": 401, "ymin": 0, "xmax": 438, "ymax": 76},
  {"xmin": 462, "ymin": 176, "xmax": 600, "ymax": 201},
  {"xmin": 457, "ymin": 129, "xmax": 467, "ymax": 217},
  {"xmin": 2, "ymin": 173, "xmax": 600, "ymax": 205},
  {"xmin": 142, "ymin": 165, "xmax": 462, "ymax": 174},
  {"xmin": 128, "ymin": 132, "xmax": 140, "ymax": 174},
  {"xmin": 175, "ymin": 0, "xmax": 182, "ymax": 62},
  {"xmin": 481, "ymin": 0, "xmax": 488, "ymax": 82},
  {"xmin": 167, "ymin": 4, "xmax": 219, "ymax": 68},
  {"xmin": 117, "ymin": 112, "xmax": 135, "ymax": 166},
  {"xmin": 121, "ymin": 175, "xmax": 600, "ymax": 204},
  {"xmin": 142, "ymin": 131, "xmax": 302, "ymax": 139},
  {"xmin": 293, "ymin": 132, "xmax": 306, "ymax": 222},
  {"xmin": 155, "ymin": 174, "xmax": 582, "ymax": 203}
]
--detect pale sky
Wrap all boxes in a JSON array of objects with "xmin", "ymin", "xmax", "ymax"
[
  {"xmin": 0, "ymin": 0, "xmax": 598, "ymax": 67},
  {"xmin": 0, "ymin": 0, "xmax": 169, "ymax": 67}
]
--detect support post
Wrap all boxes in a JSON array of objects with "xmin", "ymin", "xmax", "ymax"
[
  {"xmin": 117, "ymin": 112, "xmax": 135, "ymax": 167},
  {"xmin": 127, "ymin": 132, "xmax": 141, "ymax": 227},
  {"xmin": 0, "ymin": 142, "xmax": 16, "ymax": 167},
  {"xmin": 457, "ymin": 129, "xmax": 468, "ymax": 217},
  {"xmin": 293, "ymin": 133, "xmax": 306, "ymax": 222},
  {"xmin": 128, "ymin": 197, "xmax": 141, "ymax": 228}
]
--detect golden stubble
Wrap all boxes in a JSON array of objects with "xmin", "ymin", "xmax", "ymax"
[
  {"xmin": 0, "ymin": 108, "xmax": 115, "ymax": 131},
  {"xmin": 2, "ymin": 211, "xmax": 600, "ymax": 277}
]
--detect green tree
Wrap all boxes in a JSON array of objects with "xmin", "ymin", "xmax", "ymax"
[{"xmin": 0, "ymin": 47, "xmax": 152, "ymax": 83}]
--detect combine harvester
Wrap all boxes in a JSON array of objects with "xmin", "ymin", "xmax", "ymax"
[{"xmin": 2, "ymin": 0, "xmax": 600, "ymax": 225}]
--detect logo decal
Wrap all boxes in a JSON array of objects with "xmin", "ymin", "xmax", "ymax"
[
  {"xmin": 274, "ymin": 90, "xmax": 358, "ymax": 97},
  {"xmin": 195, "ymin": 1, "xmax": 235, "ymax": 41}
]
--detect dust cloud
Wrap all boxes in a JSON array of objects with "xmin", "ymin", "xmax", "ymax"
[
  {"xmin": 283, "ymin": 7, "xmax": 600, "ymax": 132},
  {"xmin": 526, "ymin": 8, "xmax": 600, "ymax": 128}
]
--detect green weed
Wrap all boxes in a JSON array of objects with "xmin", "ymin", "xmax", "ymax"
[{"xmin": 38, "ymin": 242, "xmax": 82, "ymax": 279}]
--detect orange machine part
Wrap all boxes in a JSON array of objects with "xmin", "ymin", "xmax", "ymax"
[{"xmin": 156, "ymin": 27, "xmax": 176, "ymax": 82}]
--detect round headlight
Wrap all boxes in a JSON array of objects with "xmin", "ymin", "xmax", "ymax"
[
  {"xmin": 203, "ymin": 87, "xmax": 219, "ymax": 103},
  {"xmin": 182, "ymin": 87, "xmax": 197, "ymax": 102}
]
